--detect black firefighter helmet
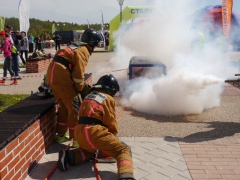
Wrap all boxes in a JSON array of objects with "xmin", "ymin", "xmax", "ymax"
[
  {"xmin": 81, "ymin": 28, "xmax": 102, "ymax": 48},
  {"xmin": 93, "ymin": 74, "xmax": 120, "ymax": 97}
]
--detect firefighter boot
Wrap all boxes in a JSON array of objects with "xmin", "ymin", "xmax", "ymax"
[
  {"xmin": 118, "ymin": 173, "xmax": 135, "ymax": 180},
  {"xmin": 55, "ymin": 133, "xmax": 70, "ymax": 143},
  {"xmin": 57, "ymin": 149, "xmax": 75, "ymax": 171},
  {"xmin": 57, "ymin": 149, "xmax": 70, "ymax": 171},
  {"xmin": 72, "ymin": 139, "xmax": 79, "ymax": 148}
]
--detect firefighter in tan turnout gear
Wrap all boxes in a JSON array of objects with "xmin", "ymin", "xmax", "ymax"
[
  {"xmin": 46, "ymin": 28, "xmax": 102, "ymax": 147},
  {"xmin": 57, "ymin": 74, "xmax": 135, "ymax": 180}
]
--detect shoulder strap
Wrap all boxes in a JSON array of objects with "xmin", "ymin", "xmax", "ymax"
[
  {"xmin": 8, "ymin": 38, "xmax": 12, "ymax": 45},
  {"xmin": 7, "ymin": 38, "xmax": 12, "ymax": 52}
]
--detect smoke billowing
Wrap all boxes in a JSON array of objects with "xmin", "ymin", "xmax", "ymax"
[{"xmin": 111, "ymin": 0, "xmax": 238, "ymax": 115}]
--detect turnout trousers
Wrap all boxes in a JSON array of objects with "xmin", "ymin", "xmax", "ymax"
[
  {"xmin": 50, "ymin": 84, "xmax": 78, "ymax": 137},
  {"xmin": 72, "ymin": 124, "xmax": 134, "ymax": 175}
]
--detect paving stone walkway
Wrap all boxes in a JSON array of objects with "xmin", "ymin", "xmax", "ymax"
[
  {"xmin": 26, "ymin": 137, "xmax": 192, "ymax": 180},
  {"xmin": 26, "ymin": 136, "xmax": 240, "ymax": 180}
]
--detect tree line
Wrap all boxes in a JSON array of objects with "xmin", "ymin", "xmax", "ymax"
[{"xmin": 5, "ymin": 17, "xmax": 109, "ymax": 39}]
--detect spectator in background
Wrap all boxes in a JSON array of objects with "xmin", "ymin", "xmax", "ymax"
[
  {"xmin": 34, "ymin": 35, "xmax": 39, "ymax": 52},
  {"xmin": 0, "ymin": 31, "xmax": 18, "ymax": 85},
  {"xmin": 53, "ymin": 34, "xmax": 61, "ymax": 51},
  {"xmin": 39, "ymin": 34, "xmax": 44, "ymax": 52},
  {"xmin": 5, "ymin": 25, "xmax": 14, "ymax": 44},
  {"xmin": 19, "ymin": 31, "xmax": 29, "ymax": 66},
  {"xmin": 5, "ymin": 25, "xmax": 21, "ymax": 79},
  {"xmin": 34, "ymin": 34, "xmax": 43, "ymax": 52},
  {"xmin": 12, "ymin": 31, "xmax": 22, "ymax": 79},
  {"xmin": 28, "ymin": 33, "xmax": 34, "ymax": 53}
]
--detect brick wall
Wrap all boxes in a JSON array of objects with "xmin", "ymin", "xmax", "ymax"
[
  {"xmin": 0, "ymin": 106, "xmax": 57, "ymax": 180},
  {"xmin": 26, "ymin": 58, "xmax": 53, "ymax": 73}
]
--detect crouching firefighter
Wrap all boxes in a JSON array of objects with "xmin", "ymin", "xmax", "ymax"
[
  {"xmin": 57, "ymin": 74, "xmax": 136, "ymax": 180},
  {"xmin": 45, "ymin": 28, "xmax": 102, "ymax": 147}
]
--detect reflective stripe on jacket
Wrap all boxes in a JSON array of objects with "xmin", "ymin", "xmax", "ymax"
[{"xmin": 78, "ymin": 90, "xmax": 119, "ymax": 135}]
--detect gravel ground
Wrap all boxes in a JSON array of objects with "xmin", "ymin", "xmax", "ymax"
[
  {"xmin": 116, "ymin": 92, "xmax": 240, "ymax": 138},
  {"xmin": 1, "ymin": 48, "xmax": 240, "ymax": 139}
]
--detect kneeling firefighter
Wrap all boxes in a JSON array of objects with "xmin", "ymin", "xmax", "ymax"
[
  {"xmin": 46, "ymin": 28, "xmax": 102, "ymax": 147},
  {"xmin": 57, "ymin": 74, "xmax": 135, "ymax": 180}
]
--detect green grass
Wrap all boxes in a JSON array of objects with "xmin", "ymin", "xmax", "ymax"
[{"xmin": 0, "ymin": 94, "xmax": 30, "ymax": 112}]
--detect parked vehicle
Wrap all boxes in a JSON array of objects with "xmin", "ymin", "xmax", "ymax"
[
  {"xmin": 97, "ymin": 31, "xmax": 105, "ymax": 48},
  {"xmin": 52, "ymin": 30, "xmax": 78, "ymax": 45},
  {"xmin": 128, "ymin": 56, "xmax": 167, "ymax": 80}
]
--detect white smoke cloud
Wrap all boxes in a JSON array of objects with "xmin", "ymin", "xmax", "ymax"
[
  {"xmin": 121, "ymin": 72, "xmax": 223, "ymax": 115},
  {"xmin": 111, "ymin": 0, "xmax": 238, "ymax": 115}
]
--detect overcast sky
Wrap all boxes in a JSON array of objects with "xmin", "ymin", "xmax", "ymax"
[{"xmin": 0, "ymin": 0, "xmax": 239, "ymax": 24}]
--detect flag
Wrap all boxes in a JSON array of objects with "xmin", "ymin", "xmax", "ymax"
[
  {"xmin": 0, "ymin": 16, "xmax": 5, "ymax": 31},
  {"xmin": 18, "ymin": 0, "xmax": 30, "ymax": 33},
  {"xmin": 222, "ymin": 0, "xmax": 233, "ymax": 38},
  {"xmin": 101, "ymin": 10, "xmax": 105, "ymax": 47},
  {"xmin": 101, "ymin": 10, "xmax": 104, "ymax": 32},
  {"xmin": 52, "ymin": 23, "xmax": 56, "ymax": 34},
  {"xmin": 87, "ymin": 19, "xmax": 90, "ymax": 28}
]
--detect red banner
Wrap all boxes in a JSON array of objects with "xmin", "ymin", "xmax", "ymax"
[{"xmin": 222, "ymin": 0, "xmax": 233, "ymax": 37}]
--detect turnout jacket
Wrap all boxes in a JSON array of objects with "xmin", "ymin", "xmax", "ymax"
[
  {"xmin": 46, "ymin": 45, "xmax": 90, "ymax": 92},
  {"xmin": 78, "ymin": 90, "xmax": 119, "ymax": 135}
]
